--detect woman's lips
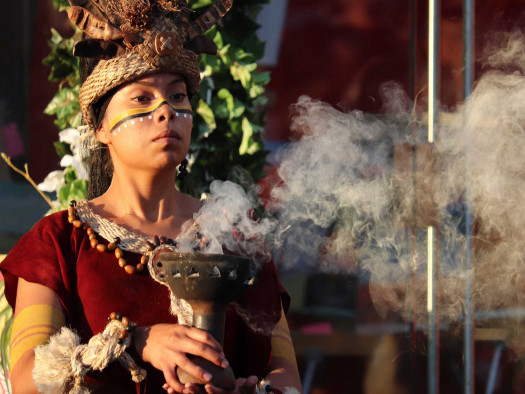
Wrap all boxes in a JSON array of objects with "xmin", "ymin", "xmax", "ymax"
[{"xmin": 153, "ymin": 130, "xmax": 181, "ymax": 144}]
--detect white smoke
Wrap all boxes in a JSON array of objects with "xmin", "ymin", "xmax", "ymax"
[
  {"xmin": 176, "ymin": 179, "xmax": 273, "ymax": 265},
  {"xmin": 173, "ymin": 31, "xmax": 525, "ymax": 351},
  {"xmin": 264, "ymin": 32, "xmax": 525, "ymax": 351}
]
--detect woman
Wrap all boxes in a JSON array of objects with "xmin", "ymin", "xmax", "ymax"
[{"xmin": 1, "ymin": 1, "xmax": 301, "ymax": 393}]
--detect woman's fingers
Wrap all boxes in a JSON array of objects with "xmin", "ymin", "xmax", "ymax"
[
  {"xmin": 183, "ymin": 383, "xmax": 208, "ymax": 394},
  {"xmin": 160, "ymin": 324, "xmax": 225, "ymax": 365},
  {"xmin": 141, "ymin": 324, "xmax": 226, "ymax": 367},
  {"xmin": 160, "ymin": 361, "xmax": 186, "ymax": 393},
  {"xmin": 178, "ymin": 336, "xmax": 228, "ymax": 368},
  {"xmin": 184, "ymin": 326, "xmax": 223, "ymax": 352},
  {"xmin": 136, "ymin": 324, "xmax": 234, "ymax": 391},
  {"xmin": 203, "ymin": 375, "xmax": 258, "ymax": 394}
]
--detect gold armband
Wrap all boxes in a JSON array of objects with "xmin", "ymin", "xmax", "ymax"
[{"xmin": 10, "ymin": 304, "xmax": 65, "ymax": 372}]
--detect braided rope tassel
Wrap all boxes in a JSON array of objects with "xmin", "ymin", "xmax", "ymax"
[{"xmin": 33, "ymin": 317, "xmax": 146, "ymax": 393}]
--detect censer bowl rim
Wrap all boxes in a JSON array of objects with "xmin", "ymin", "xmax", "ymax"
[
  {"xmin": 152, "ymin": 251, "xmax": 258, "ymax": 304},
  {"xmin": 155, "ymin": 251, "xmax": 252, "ymax": 263}
]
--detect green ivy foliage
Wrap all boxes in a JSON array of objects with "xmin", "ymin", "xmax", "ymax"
[{"xmin": 44, "ymin": 0, "xmax": 271, "ymax": 201}]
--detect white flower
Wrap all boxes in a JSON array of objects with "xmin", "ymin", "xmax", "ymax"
[
  {"xmin": 60, "ymin": 154, "xmax": 88, "ymax": 180},
  {"xmin": 38, "ymin": 170, "xmax": 65, "ymax": 194},
  {"xmin": 59, "ymin": 128, "xmax": 80, "ymax": 146}
]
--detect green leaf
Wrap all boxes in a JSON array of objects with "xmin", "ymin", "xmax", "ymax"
[
  {"xmin": 44, "ymin": 86, "xmax": 80, "ymax": 129},
  {"xmin": 0, "ymin": 308, "xmax": 13, "ymax": 390},
  {"xmin": 217, "ymin": 89, "xmax": 245, "ymax": 120},
  {"xmin": 68, "ymin": 179, "xmax": 88, "ymax": 202},
  {"xmin": 239, "ymin": 117, "xmax": 254, "ymax": 155},
  {"xmin": 188, "ymin": 0, "xmax": 213, "ymax": 9},
  {"xmin": 69, "ymin": 111, "xmax": 83, "ymax": 128},
  {"xmin": 253, "ymin": 71, "xmax": 271, "ymax": 86},
  {"xmin": 217, "ymin": 89, "xmax": 235, "ymax": 116},
  {"xmin": 230, "ymin": 62, "xmax": 255, "ymax": 89},
  {"xmin": 239, "ymin": 117, "xmax": 263, "ymax": 155},
  {"xmin": 53, "ymin": 141, "xmax": 72, "ymax": 158},
  {"xmin": 43, "ymin": 29, "xmax": 79, "ymax": 83},
  {"xmin": 197, "ymin": 99, "xmax": 216, "ymax": 130},
  {"xmin": 58, "ymin": 184, "xmax": 71, "ymax": 202},
  {"xmin": 212, "ymin": 30, "xmax": 224, "ymax": 49},
  {"xmin": 53, "ymin": 0, "xmax": 70, "ymax": 12},
  {"xmin": 64, "ymin": 166, "xmax": 77, "ymax": 184}
]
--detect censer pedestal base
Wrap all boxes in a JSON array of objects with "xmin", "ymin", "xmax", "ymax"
[
  {"xmin": 177, "ymin": 307, "xmax": 235, "ymax": 390},
  {"xmin": 151, "ymin": 252, "xmax": 256, "ymax": 391}
]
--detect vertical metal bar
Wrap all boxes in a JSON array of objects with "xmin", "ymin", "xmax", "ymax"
[
  {"xmin": 485, "ymin": 342, "xmax": 504, "ymax": 394},
  {"xmin": 463, "ymin": 1, "xmax": 475, "ymax": 393},
  {"xmin": 463, "ymin": 0, "xmax": 475, "ymax": 97},
  {"xmin": 428, "ymin": 0, "xmax": 438, "ymax": 144},
  {"xmin": 428, "ymin": 0, "xmax": 439, "ymax": 393},
  {"xmin": 408, "ymin": 3, "xmax": 418, "ymax": 392},
  {"xmin": 427, "ymin": 226, "xmax": 437, "ymax": 394}
]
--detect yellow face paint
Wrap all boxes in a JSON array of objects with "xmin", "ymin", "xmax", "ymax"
[{"xmin": 109, "ymin": 99, "xmax": 192, "ymax": 132}]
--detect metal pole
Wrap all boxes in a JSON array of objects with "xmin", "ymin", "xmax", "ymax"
[
  {"xmin": 428, "ymin": 0, "xmax": 439, "ymax": 392},
  {"xmin": 463, "ymin": 1, "xmax": 475, "ymax": 393}
]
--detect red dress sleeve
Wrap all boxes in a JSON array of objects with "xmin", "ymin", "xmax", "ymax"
[{"xmin": 0, "ymin": 210, "xmax": 78, "ymax": 319}]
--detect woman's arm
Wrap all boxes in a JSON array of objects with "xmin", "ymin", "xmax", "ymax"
[
  {"xmin": 10, "ymin": 278, "xmax": 65, "ymax": 394},
  {"xmin": 264, "ymin": 306, "xmax": 302, "ymax": 393}
]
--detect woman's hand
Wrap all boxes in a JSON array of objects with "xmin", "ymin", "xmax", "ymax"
[
  {"xmin": 133, "ymin": 323, "xmax": 229, "ymax": 393},
  {"xmin": 177, "ymin": 376, "xmax": 258, "ymax": 394}
]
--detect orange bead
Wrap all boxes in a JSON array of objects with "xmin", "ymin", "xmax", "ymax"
[
  {"xmin": 90, "ymin": 239, "xmax": 98, "ymax": 248},
  {"xmin": 107, "ymin": 242, "xmax": 117, "ymax": 251},
  {"xmin": 118, "ymin": 258, "xmax": 126, "ymax": 268},
  {"xmin": 122, "ymin": 317, "xmax": 129, "ymax": 327},
  {"xmin": 87, "ymin": 228, "xmax": 95, "ymax": 235},
  {"xmin": 137, "ymin": 263, "xmax": 145, "ymax": 272},
  {"xmin": 89, "ymin": 233, "xmax": 97, "ymax": 240},
  {"xmin": 110, "ymin": 312, "xmax": 117, "ymax": 320},
  {"xmin": 68, "ymin": 216, "xmax": 74, "ymax": 223},
  {"xmin": 68, "ymin": 206, "xmax": 75, "ymax": 215},
  {"xmin": 140, "ymin": 255, "xmax": 148, "ymax": 264},
  {"xmin": 124, "ymin": 265, "xmax": 137, "ymax": 274},
  {"xmin": 119, "ymin": 330, "xmax": 129, "ymax": 339},
  {"xmin": 73, "ymin": 220, "xmax": 83, "ymax": 228},
  {"xmin": 96, "ymin": 244, "xmax": 107, "ymax": 252},
  {"xmin": 115, "ymin": 248, "xmax": 122, "ymax": 259}
]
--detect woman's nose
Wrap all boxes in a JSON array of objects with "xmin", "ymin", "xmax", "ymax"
[{"xmin": 154, "ymin": 101, "xmax": 175, "ymax": 122}]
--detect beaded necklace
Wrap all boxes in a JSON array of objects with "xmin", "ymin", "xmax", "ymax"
[
  {"xmin": 67, "ymin": 200, "xmax": 209, "ymax": 325},
  {"xmin": 68, "ymin": 200, "xmax": 178, "ymax": 275}
]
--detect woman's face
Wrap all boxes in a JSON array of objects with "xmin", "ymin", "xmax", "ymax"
[{"xmin": 97, "ymin": 72, "xmax": 192, "ymax": 173}]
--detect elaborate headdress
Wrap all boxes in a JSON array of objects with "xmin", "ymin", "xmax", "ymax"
[{"xmin": 67, "ymin": 0, "xmax": 232, "ymax": 138}]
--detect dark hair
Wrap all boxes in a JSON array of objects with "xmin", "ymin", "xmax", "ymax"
[{"xmin": 81, "ymin": 57, "xmax": 115, "ymax": 199}]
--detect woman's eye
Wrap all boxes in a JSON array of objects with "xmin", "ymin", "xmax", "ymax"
[
  {"xmin": 169, "ymin": 93, "xmax": 187, "ymax": 101},
  {"xmin": 132, "ymin": 96, "xmax": 151, "ymax": 103}
]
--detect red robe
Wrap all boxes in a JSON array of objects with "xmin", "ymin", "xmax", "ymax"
[{"xmin": 1, "ymin": 210, "xmax": 289, "ymax": 393}]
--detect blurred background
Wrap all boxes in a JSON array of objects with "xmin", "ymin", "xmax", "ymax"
[{"xmin": 2, "ymin": 0, "xmax": 525, "ymax": 393}]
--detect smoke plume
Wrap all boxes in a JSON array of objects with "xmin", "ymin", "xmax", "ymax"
[
  {"xmin": 265, "ymin": 32, "xmax": 525, "ymax": 350},
  {"xmin": 174, "ymin": 32, "xmax": 525, "ymax": 350}
]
